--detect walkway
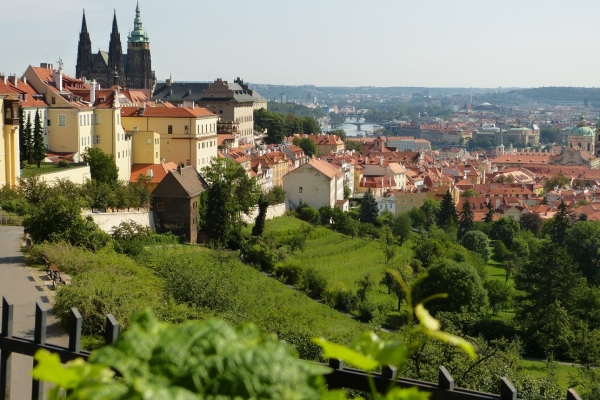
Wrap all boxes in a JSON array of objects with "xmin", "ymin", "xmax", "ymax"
[{"xmin": 0, "ymin": 226, "xmax": 68, "ymax": 399}]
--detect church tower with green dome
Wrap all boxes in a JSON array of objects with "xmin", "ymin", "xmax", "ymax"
[
  {"xmin": 126, "ymin": 1, "xmax": 155, "ymax": 89},
  {"xmin": 568, "ymin": 114, "xmax": 595, "ymax": 154}
]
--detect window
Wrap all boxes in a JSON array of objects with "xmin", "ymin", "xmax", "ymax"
[
  {"xmin": 47, "ymin": 119, "xmax": 51, "ymax": 126},
  {"xmin": 299, "ymin": 187, "xmax": 303, "ymax": 193},
  {"xmin": 95, "ymin": 114, "xmax": 100, "ymax": 124},
  {"xmin": 156, "ymin": 152, "xmax": 158, "ymax": 158},
  {"xmin": 184, "ymin": 125, "xmax": 189, "ymax": 134},
  {"xmin": 168, "ymin": 125, "xmax": 173, "ymax": 134},
  {"xmin": 79, "ymin": 115, "xmax": 82, "ymax": 126},
  {"xmin": 157, "ymin": 203, "xmax": 164, "ymax": 211},
  {"xmin": 51, "ymin": 97, "xmax": 55, "ymax": 105},
  {"xmin": 58, "ymin": 114, "xmax": 66, "ymax": 126},
  {"xmin": 95, "ymin": 135, "xmax": 100, "ymax": 144}
]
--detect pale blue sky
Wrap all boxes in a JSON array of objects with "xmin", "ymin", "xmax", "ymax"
[{"xmin": 2, "ymin": 0, "xmax": 598, "ymax": 87}]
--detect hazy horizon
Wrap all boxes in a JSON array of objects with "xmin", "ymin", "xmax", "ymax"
[{"xmin": 2, "ymin": 0, "xmax": 599, "ymax": 88}]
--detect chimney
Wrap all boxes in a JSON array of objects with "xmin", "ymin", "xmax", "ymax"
[
  {"xmin": 90, "ymin": 79, "xmax": 97, "ymax": 104},
  {"xmin": 23, "ymin": 76, "xmax": 27, "ymax": 85},
  {"xmin": 53, "ymin": 68, "xmax": 63, "ymax": 91},
  {"xmin": 9, "ymin": 74, "xmax": 18, "ymax": 87},
  {"xmin": 2, "ymin": 74, "xmax": 6, "ymax": 85},
  {"xmin": 166, "ymin": 73, "xmax": 172, "ymax": 87}
]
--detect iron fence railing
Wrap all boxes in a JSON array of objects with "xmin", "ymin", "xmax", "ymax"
[{"xmin": 0, "ymin": 296, "xmax": 583, "ymax": 400}]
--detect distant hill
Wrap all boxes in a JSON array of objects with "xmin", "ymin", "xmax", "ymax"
[{"xmin": 494, "ymin": 87, "xmax": 600, "ymax": 107}]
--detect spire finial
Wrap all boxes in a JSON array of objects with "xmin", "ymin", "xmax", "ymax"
[{"xmin": 111, "ymin": 9, "xmax": 119, "ymax": 34}]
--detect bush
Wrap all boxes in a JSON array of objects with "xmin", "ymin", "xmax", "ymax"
[
  {"xmin": 323, "ymin": 283, "xmax": 358, "ymax": 313},
  {"xmin": 57, "ymin": 159, "xmax": 70, "ymax": 168},
  {"xmin": 244, "ymin": 243, "xmax": 278, "ymax": 272},
  {"xmin": 358, "ymin": 222, "xmax": 380, "ymax": 239},
  {"xmin": 358, "ymin": 301, "xmax": 376, "ymax": 323},
  {"xmin": 273, "ymin": 260, "xmax": 304, "ymax": 285},
  {"xmin": 300, "ymin": 267, "xmax": 328, "ymax": 298},
  {"xmin": 265, "ymin": 186, "xmax": 286, "ymax": 205},
  {"xmin": 297, "ymin": 205, "xmax": 320, "ymax": 225},
  {"xmin": 461, "ymin": 230, "xmax": 491, "ymax": 262}
]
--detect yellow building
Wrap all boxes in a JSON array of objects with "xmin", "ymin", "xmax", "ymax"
[
  {"xmin": 131, "ymin": 131, "xmax": 161, "ymax": 164},
  {"xmin": 0, "ymin": 79, "xmax": 20, "ymax": 186},
  {"xmin": 121, "ymin": 106, "xmax": 218, "ymax": 171}
]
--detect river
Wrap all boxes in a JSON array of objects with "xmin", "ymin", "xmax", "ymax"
[{"xmin": 333, "ymin": 117, "xmax": 383, "ymax": 137}]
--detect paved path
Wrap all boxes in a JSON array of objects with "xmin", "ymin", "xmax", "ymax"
[{"xmin": 0, "ymin": 226, "xmax": 68, "ymax": 399}]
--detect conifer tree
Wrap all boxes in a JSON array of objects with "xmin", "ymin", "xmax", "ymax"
[
  {"xmin": 24, "ymin": 113, "xmax": 33, "ymax": 164},
  {"xmin": 484, "ymin": 200, "xmax": 495, "ymax": 223},
  {"xmin": 252, "ymin": 194, "xmax": 269, "ymax": 237},
  {"xmin": 457, "ymin": 198, "xmax": 475, "ymax": 240},
  {"xmin": 18, "ymin": 106, "xmax": 28, "ymax": 162},
  {"xmin": 31, "ymin": 110, "xmax": 46, "ymax": 168},
  {"xmin": 360, "ymin": 188, "xmax": 379, "ymax": 224},
  {"xmin": 437, "ymin": 190, "xmax": 458, "ymax": 229},
  {"xmin": 551, "ymin": 199, "xmax": 571, "ymax": 246}
]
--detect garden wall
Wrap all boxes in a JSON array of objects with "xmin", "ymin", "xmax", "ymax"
[
  {"xmin": 82, "ymin": 210, "xmax": 155, "ymax": 233},
  {"xmin": 37, "ymin": 166, "xmax": 91, "ymax": 185},
  {"xmin": 241, "ymin": 203, "xmax": 287, "ymax": 224}
]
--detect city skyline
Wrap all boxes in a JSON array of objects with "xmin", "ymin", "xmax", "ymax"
[{"xmin": 2, "ymin": 0, "xmax": 600, "ymax": 88}]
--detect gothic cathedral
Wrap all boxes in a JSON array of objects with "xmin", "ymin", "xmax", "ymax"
[{"xmin": 76, "ymin": 2, "xmax": 155, "ymax": 90}]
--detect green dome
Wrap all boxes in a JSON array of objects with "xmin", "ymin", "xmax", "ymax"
[{"xmin": 570, "ymin": 114, "xmax": 595, "ymax": 136}]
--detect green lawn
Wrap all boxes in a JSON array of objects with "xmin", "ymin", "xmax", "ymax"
[
  {"xmin": 20, "ymin": 163, "xmax": 85, "ymax": 178},
  {"xmin": 520, "ymin": 359, "xmax": 580, "ymax": 392}
]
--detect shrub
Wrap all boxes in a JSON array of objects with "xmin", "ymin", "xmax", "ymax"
[
  {"xmin": 244, "ymin": 243, "xmax": 278, "ymax": 272},
  {"xmin": 461, "ymin": 230, "xmax": 490, "ymax": 262},
  {"xmin": 358, "ymin": 301, "xmax": 376, "ymax": 323},
  {"xmin": 323, "ymin": 283, "xmax": 358, "ymax": 313},
  {"xmin": 297, "ymin": 205, "xmax": 320, "ymax": 225},
  {"xmin": 57, "ymin": 159, "xmax": 70, "ymax": 168},
  {"xmin": 300, "ymin": 267, "xmax": 328, "ymax": 298},
  {"xmin": 358, "ymin": 222, "xmax": 380, "ymax": 239},
  {"xmin": 273, "ymin": 260, "xmax": 304, "ymax": 285}
]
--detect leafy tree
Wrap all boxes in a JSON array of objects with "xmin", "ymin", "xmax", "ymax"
[
  {"xmin": 252, "ymin": 195, "xmax": 269, "ymax": 237},
  {"xmin": 83, "ymin": 148, "xmax": 119, "ymax": 186},
  {"xmin": 301, "ymin": 116, "xmax": 320, "ymax": 134},
  {"xmin": 437, "ymin": 190, "xmax": 458, "ymax": 230},
  {"xmin": 544, "ymin": 172, "xmax": 570, "ymax": 193},
  {"xmin": 490, "ymin": 217, "xmax": 520, "ymax": 247},
  {"xmin": 461, "ymin": 230, "xmax": 490, "ymax": 262},
  {"xmin": 412, "ymin": 259, "xmax": 489, "ymax": 315},
  {"xmin": 380, "ymin": 226, "xmax": 396, "ymax": 266},
  {"xmin": 297, "ymin": 204, "xmax": 320, "ymax": 225},
  {"xmin": 484, "ymin": 280, "xmax": 513, "ymax": 315},
  {"xmin": 413, "ymin": 237, "xmax": 444, "ymax": 268},
  {"xmin": 420, "ymin": 199, "xmax": 441, "ymax": 230},
  {"xmin": 292, "ymin": 137, "xmax": 317, "ymax": 157},
  {"xmin": 31, "ymin": 110, "xmax": 46, "ymax": 167},
  {"xmin": 484, "ymin": 201, "xmax": 495, "ymax": 223},
  {"xmin": 355, "ymin": 272, "xmax": 375, "ymax": 302},
  {"xmin": 551, "ymin": 199, "xmax": 571, "ymax": 246},
  {"xmin": 254, "ymin": 108, "xmax": 286, "ymax": 144},
  {"xmin": 457, "ymin": 198, "xmax": 475, "ymax": 240},
  {"xmin": 284, "ymin": 114, "xmax": 303, "ymax": 136},
  {"xmin": 200, "ymin": 158, "xmax": 260, "ymax": 245},
  {"xmin": 391, "ymin": 212, "xmax": 412, "ymax": 244},
  {"xmin": 345, "ymin": 140, "xmax": 363, "ymax": 154},
  {"xmin": 461, "ymin": 188, "xmax": 478, "ymax": 198},
  {"xmin": 519, "ymin": 212, "xmax": 543, "ymax": 234},
  {"xmin": 359, "ymin": 188, "xmax": 379, "ymax": 224},
  {"xmin": 565, "ymin": 221, "xmax": 600, "ymax": 284},
  {"xmin": 328, "ymin": 129, "xmax": 346, "ymax": 141},
  {"xmin": 265, "ymin": 186, "xmax": 286, "ymax": 205},
  {"xmin": 495, "ymin": 175, "xmax": 514, "ymax": 184}
]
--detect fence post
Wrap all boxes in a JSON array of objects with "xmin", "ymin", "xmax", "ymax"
[
  {"xmin": 31, "ymin": 302, "xmax": 47, "ymax": 400},
  {"xmin": 68, "ymin": 308, "xmax": 82, "ymax": 353},
  {"xmin": 104, "ymin": 315, "xmax": 119, "ymax": 345},
  {"xmin": 500, "ymin": 377, "xmax": 517, "ymax": 400},
  {"xmin": 567, "ymin": 388, "xmax": 583, "ymax": 400},
  {"xmin": 328, "ymin": 358, "xmax": 344, "ymax": 370},
  {"xmin": 381, "ymin": 365, "xmax": 397, "ymax": 380},
  {"xmin": 438, "ymin": 366, "xmax": 454, "ymax": 390},
  {"xmin": 1, "ymin": 297, "xmax": 14, "ymax": 400}
]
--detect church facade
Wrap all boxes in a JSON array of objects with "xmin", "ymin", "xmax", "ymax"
[{"xmin": 76, "ymin": 3, "xmax": 155, "ymax": 90}]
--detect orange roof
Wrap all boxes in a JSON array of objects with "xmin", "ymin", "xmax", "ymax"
[
  {"xmin": 6, "ymin": 79, "xmax": 47, "ymax": 107},
  {"xmin": 121, "ymin": 106, "xmax": 215, "ymax": 118},
  {"xmin": 130, "ymin": 162, "xmax": 178, "ymax": 184},
  {"xmin": 308, "ymin": 158, "xmax": 343, "ymax": 179},
  {"xmin": 0, "ymin": 79, "xmax": 21, "ymax": 95}
]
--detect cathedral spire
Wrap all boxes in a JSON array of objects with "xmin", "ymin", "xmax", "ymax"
[
  {"xmin": 128, "ymin": 1, "xmax": 149, "ymax": 43},
  {"xmin": 111, "ymin": 10, "xmax": 119, "ymax": 35},
  {"xmin": 80, "ymin": 9, "xmax": 88, "ymax": 34}
]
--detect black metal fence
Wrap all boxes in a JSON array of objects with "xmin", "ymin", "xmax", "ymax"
[{"xmin": 0, "ymin": 296, "xmax": 583, "ymax": 400}]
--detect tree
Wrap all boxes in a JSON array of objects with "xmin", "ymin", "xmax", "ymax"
[
  {"xmin": 251, "ymin": 195, "xmax": 269, "ymax": 237},
  {"xmin": 30, "ymin": 110, "xmax": 46, "ymax": 167},
  {"xmin": 18, "ymin": 106, "xmax": 30, "ymax": 162},
  {"xmin": 328, "ymin": 129, "xmax": 346, "ymax": 141},
  {"xmin": 254, "ymin": 108, "xmax": 285, "ymax": 144},
  {"xmin": 380, "ymin": 226, "xmax": 396, "ymax": 266},
  {"xmin": 565, "ymin": 221, "xmax": 600, "ymax": 284},
  {"xmin": 484, "ymin": 200, "xmax": 495, "ymax": 223},
  {"xmin": 519, "ymin": 212, "xmax": 543, "ymax": 234},
  {"xmin": 461, "ymin": 188, "xmax": 478, "ymax": 198},
  {"xmin": 490, "ymin": 217, "xmax": 520, "ymax": 248},
  {"xmin": 515, "ymin": 242, "xmax": 588, "ymax": 357},
  {"xmin": 457, "ymin": 198, "xmax": 475, "ymax": 240},
  {"xmin": 83, "ymin": 148, "xmax": 119, "ymax": 186},
  {"xmin": 292, "ymin": 137, "xmax": 317, "ymax": 157},
  {"xmin": 544, "ymin": 172, "xmax": 570, "ymax": 193},
  {"xmin": 391, "ymin": 213, "xmax": 412, "ymax": 244},
  {"xmin": 345, "ymin": 140, "xmax": 363, "ymax": 154},
  {"xmin": 200, "ymin": 158, "xmax": 260, "ymax": 246},
  {"xmin": 355, "ymin": 272, "xmax": 375, "ymax": 302},
  {"xmin": 484, "ymin": 279, "xmax": 513, "ymax": 315},
  {"xmin": 551, "ymin": 199, "xmax": 571, "ymax": 246},
  {"xmin": 495, "ymin": 175, "xmax": 514, "ymax": 184},
  {"xmin": 461, "ymin": 230, "xmax": 490, "ymax": 262},
  {"xmin": 437, "ymin": 190, "xmax": 458, "ymax": 230},
  {"xmin": 359, "ymin": 188, "xmax": 379, "ymax": 224},
  {"xmin": 412, "ymin": 259, "xmax": 489, "ymax": 315},
  {"xmin": 420, "ymin": 199, "xmax": 441, "ymax": 230},
  {"xmin": 24, "ymin": 112, "xmax": 33, "ymax": 163},
  {"xmin": 301, "ymin": 116, "xmax": 320, "ymax": 134}
]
